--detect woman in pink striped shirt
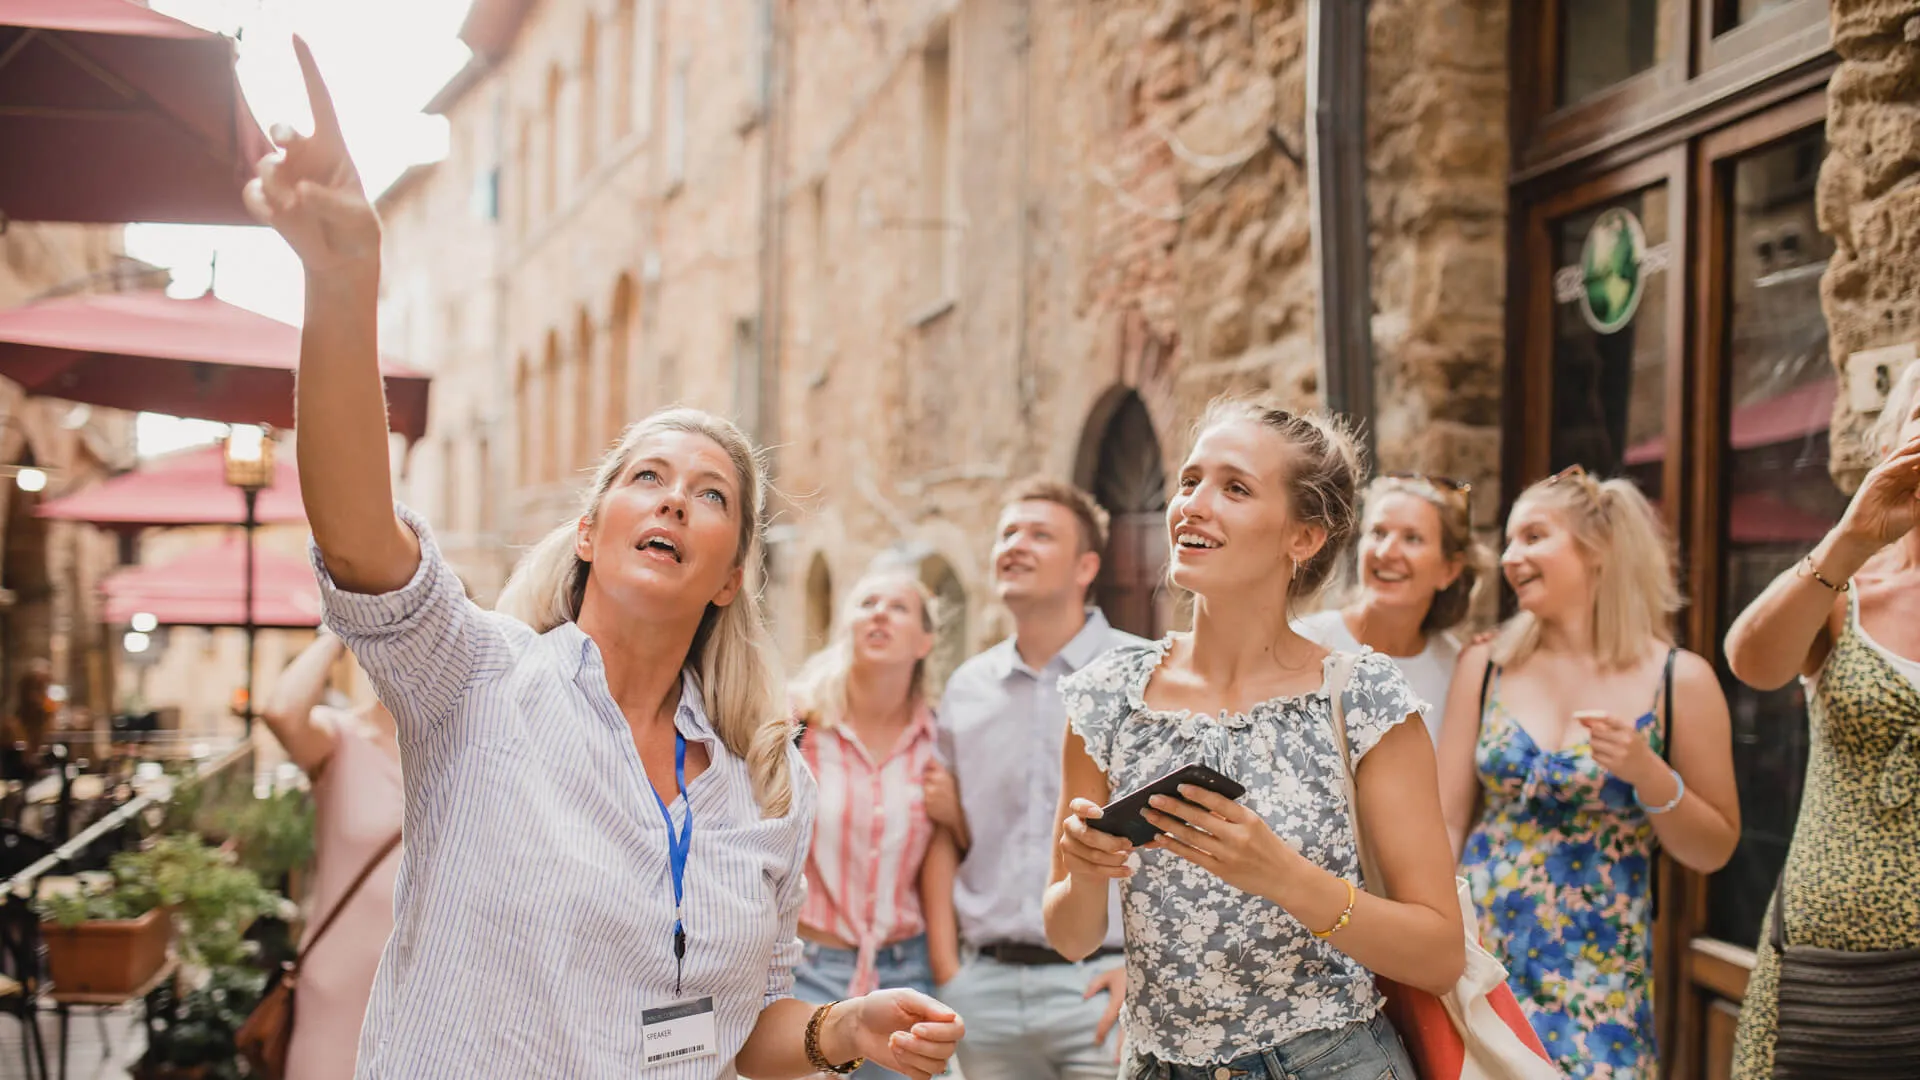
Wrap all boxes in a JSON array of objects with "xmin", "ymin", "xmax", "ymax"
[{"xmin": 791, "ymin": 571, "xmax": 963, "ymax": 1077}]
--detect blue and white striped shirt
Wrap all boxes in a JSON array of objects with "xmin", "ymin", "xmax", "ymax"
[{"xmin": 313, "ymin": 506, "xmax": 816, "ymax": 1079}]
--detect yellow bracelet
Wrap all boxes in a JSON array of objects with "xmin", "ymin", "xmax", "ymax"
[{"xmin": 1311, "ymin": 879, "xmax": 1357, "ymax": 939}]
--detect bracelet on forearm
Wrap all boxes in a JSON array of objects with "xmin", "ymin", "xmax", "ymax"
[
  {"xmin": 804, "ymin": 1001, "xmax": 865, "ymax": 1075},
  {"xmin": 1310, "ymin": 878, "xmax": 1357, "ymax": 939},
  {"xmin": 1634, "ymin": 768, "xmax": 1685, "ymax": 815},
  {"xmin": 1796, "ymin": 554, "xmax": 1850, "ymax": 593}
]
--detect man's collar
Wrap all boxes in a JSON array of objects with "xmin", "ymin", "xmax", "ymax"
[{"xmin": 993, "ymin": 607, "xmax": 1114, "ymax": 679}]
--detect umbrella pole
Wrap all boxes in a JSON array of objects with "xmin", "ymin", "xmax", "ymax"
[{"xmin": 243, "ymin": 488, "xmax": 257, "ymax": 736}]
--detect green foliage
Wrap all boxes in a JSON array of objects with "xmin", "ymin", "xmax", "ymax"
[
  {"xmin": 144, "ymin": 965, "xmax": 267, "ymax": 1079},
  {"xmin": 160, "ymin": 774, "xmax": 317, "ymax": 886},
  {"xmin": 34, "ymin": 883, "xmax": 155, "ymax": 926},
  {"xmin": 35, "ymin": 834, "xmax": 286, "ymax": 969},
  {"xmin": 222, "ymin": 787, "xmax": 316, "ymax": 884}
]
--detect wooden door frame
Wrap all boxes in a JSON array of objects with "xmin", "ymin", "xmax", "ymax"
[
  {"xmin": 1513, "ymin": 0, "xmax": 1831, "ymax": 183},
  {"xmin": 1666, "ymin": 85, "xmax": 1829, "ymax": 1080}
]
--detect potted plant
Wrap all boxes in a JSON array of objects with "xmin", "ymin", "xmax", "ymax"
[
  {"xmin": 35, "ymin": 879, "xmax": 170, "ymax": 998},
  {"xmin": 35, "ymin": 834, "xmax": 288, "ymax": 996}
]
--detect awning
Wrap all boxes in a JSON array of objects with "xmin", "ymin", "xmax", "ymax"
[
  {"xmin": 101, "ymin": 535, "xmax": 320, "ymax": 628},
  {"xmin": 0, "ymin": 0, "xmax": 272, "ymax": 225},
  {"xmin": 1728, "ymin": 491, "xmax": 1835, "ymax": 545},
  {"xmin": 1624, "ymin": 375, "xmax": 1836, "ymax": 466},
  {"xmin": 38, "ymin": 443, "xmax": 304, "ymax": 529},
  {"xmin": 0, "ymin": 290, "xmax": 431, "ymax": 441}
]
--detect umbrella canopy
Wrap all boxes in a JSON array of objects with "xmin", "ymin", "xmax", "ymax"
[
  {"xmin": 101, "ymin": 534, "xmax": 320, "ymax": 628},
  {"xmin": 38, "ymin": 443, "xmax": 304, "ymax": 529},
  {"xmin": 0, "ymin": 0, "xmax": 272, "ymax": 225},
  {"xmin": 0, "ymin": 290, "xmax": 431, "ymax": 441}
]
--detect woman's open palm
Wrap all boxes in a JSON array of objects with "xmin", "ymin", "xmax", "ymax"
[{"xmin": 243, "ymin": 37, "xmax": 379, "ymax": 271}]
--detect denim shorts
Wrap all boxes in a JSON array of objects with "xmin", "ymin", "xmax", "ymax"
[
  {"xmin": 1123, "ymin": 1012, "xmax": 1417, "ymax": 1080},
  {"xmin": 793, "ymin": 936, "xmax": 936, "ymax": 1080}
]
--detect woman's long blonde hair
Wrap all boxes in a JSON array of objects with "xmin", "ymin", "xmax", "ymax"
[
  {"xmin": 788, "ymin": 570, "xmax": 936, "ymax": 732},
  {"xmin": 1493, "ymin": 471, "xmax": 1681, "ymax": 669},
  {"xmin": 495, "ymin": 408, "xmax": 796, "ymax": 817}
]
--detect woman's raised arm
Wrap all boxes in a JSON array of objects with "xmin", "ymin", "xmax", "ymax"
[
  {"xmin": 244, "ymin": 37, "xmax": 416, "ymax": 595},
  {"xmin": 1725, "ymin": 432, "xmax": 1920, "ymax": 689}
]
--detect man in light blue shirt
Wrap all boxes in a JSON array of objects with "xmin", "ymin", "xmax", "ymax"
[{"xmin": 929, "ymin": 478, "xmax": 1148, "ymax": 1080}]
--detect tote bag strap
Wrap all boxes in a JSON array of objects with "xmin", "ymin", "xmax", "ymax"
[
  {"xmin": 299, "ymin": 830, "xmax": 401, "ymax": 963},
  {"xmin": 1322, "ymin": 651, "xmax": 1384, "ymax": 891}
]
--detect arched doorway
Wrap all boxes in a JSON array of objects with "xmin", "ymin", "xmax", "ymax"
[
  {"xmin": 1077, "ymin": 390, "xmax": 1169, "ymax": 639},
  {"xmin": 804, "ymin": 553, "xmax": 833, "ymax": 656},
  {"xmin": 917, "ymin": 555, "xmax": 967, "ymax": 696}
]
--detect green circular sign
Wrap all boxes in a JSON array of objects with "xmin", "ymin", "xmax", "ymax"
[{"xmin": 1579, "ymin": 208, "xmax": 1647, "ymax": 335}]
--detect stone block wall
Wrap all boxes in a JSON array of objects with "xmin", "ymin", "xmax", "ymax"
[
  {"xmin": 381, "ymin": 0, "xmax": 1516, "ymax": 662},
  {"xmin": 1820, "ymin": 0, "xmax": 1920, "ymax": 485}
]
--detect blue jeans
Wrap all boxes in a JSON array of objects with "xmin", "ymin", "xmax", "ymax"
[
  {"xmin": 1122, "ymin": 1013, "xmax": 1417, "ymax": 1080},
  {"xmin": 937, "ymin": 952, "xmax": 1127, "ymax": 1080},
  {"xmin": 793, "ymin": 936, "xmax": 934, "ymax": 1080}
]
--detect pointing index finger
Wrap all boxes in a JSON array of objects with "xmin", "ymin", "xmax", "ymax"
[{"xmin": 291, "ymin": 35, "xmax": 344, "ymax": 143}]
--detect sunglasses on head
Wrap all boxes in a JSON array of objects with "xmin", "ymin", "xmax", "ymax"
[
  {"xmin": 1383, "ymin": 471, "xmax": 1471, "ymax": 497},
  {"xmin": 1378, "ymin": 472, "xmax": 1473, "ymax": 527}
]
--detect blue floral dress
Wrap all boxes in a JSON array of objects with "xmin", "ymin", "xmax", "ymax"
[{"xmin": 1460, "ymin": 667, "xmax": 1663, "ymax": 1079}]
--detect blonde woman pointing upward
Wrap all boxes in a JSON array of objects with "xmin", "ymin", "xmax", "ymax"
[{"xmin": 244, "ymin": 38, "xmax": 962, "ymax": 1080}]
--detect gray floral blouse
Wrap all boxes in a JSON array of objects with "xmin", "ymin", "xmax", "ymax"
[{"xmin": 1060, "ymin": 639, "xmax": 1426, "ymax": 1065}]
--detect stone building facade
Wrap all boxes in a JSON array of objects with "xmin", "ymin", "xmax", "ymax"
[
  {"xmin": 384, "ymin": 0, "xmax": 1513, "ymax": 666},
  {"xmin": 0, "ymin": 223, "xmax": 142, "ymax": 736},
  {"xmin": 379, "ymin": 2, "xmax": 1917, "ymax": 1074}
]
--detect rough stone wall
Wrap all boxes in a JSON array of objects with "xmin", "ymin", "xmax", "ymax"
[
  {"xmin": 1366, "ymin": 0, "xmax": 1508, "ymax": 514},
  {"xmin": 382, "ymin": 0, "xmax": 1514, "ymax": 662},
  {"xmin": 770, "ymin": 0, "xmax": 1510, "ymax": 660},
  {"xmin": 1820, "ymin": 0, "xmax": 1920, "ymax": 485}
]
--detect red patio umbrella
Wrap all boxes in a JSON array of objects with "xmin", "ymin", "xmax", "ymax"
[
  {"xmin": 101, "ymin": 534, "xmax": 319, "ymax": 628},
  {"xmin": 0, "ymin": 289, "xmax": 431, "ymax": 441},
  {"xmin": 37, "ymin": 443, "xmax": 304, "ymax": 530},
  {"xmin": 0, "ymin": 0, "xmax": 272, "ymax": 225}
]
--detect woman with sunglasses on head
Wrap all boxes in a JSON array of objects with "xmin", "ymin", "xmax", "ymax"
[
  {"xmin": 1435, "ymin": 467, "xmax": 1740, "ymax": 1079},
  {"xmin": 242, "ymin": 39, "xmax": 963, "ymax": 1080},
  {"xmin": 1720, "ymin": 362, "xmax": 1920, "ymax": 1080},
  {"xmin": 1296, "ymin": 474, "xmax": 1487, "ymax": 744}
]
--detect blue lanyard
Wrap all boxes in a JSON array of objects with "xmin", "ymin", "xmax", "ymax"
[{"xmin": 650, "ymin": 731, "xmax": 692, "ymax": 993}]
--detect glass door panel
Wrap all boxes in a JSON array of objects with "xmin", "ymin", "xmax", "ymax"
[
  {"xmin": 1707, "ymin": 125, "xmax": 1841, "ymax": 948},
  {"xmin": 1548, "ymin": 185, "xmax": 1676, "ymax": 508}
]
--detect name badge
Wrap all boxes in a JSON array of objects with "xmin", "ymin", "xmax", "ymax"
[{"xmin": 642, "ymin": 996, "xmax": 718, "ymax": 1067}]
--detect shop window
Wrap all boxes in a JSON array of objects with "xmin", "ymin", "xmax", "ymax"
[
  {"xmin": 1723, "ymin": 0, "xmax": 1801, "ymax": 31},
  {"xmin": 1708, "ymin": 126, "xmax": 1839, "ymax": 948},
  {"xmin": 918, "ymin": 22, "xmax": 956, "ymax": 311},
  {"xmin": 1556, "ymin": 0, "xmax": 1667, "ymax": 106},
  {"xmin": 578, "ymin": 15, "xmax": 599, "ymax": 175}
]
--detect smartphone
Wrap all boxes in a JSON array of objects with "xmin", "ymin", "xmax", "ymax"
[{"xmin": 1084, "ymin": 762, "xmax": 1246, "ymax": 847}]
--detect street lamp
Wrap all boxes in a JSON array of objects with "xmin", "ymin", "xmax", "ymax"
[{"xmin": 223, "ymin": 424, "xmax": 274, "ymax": 734}]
